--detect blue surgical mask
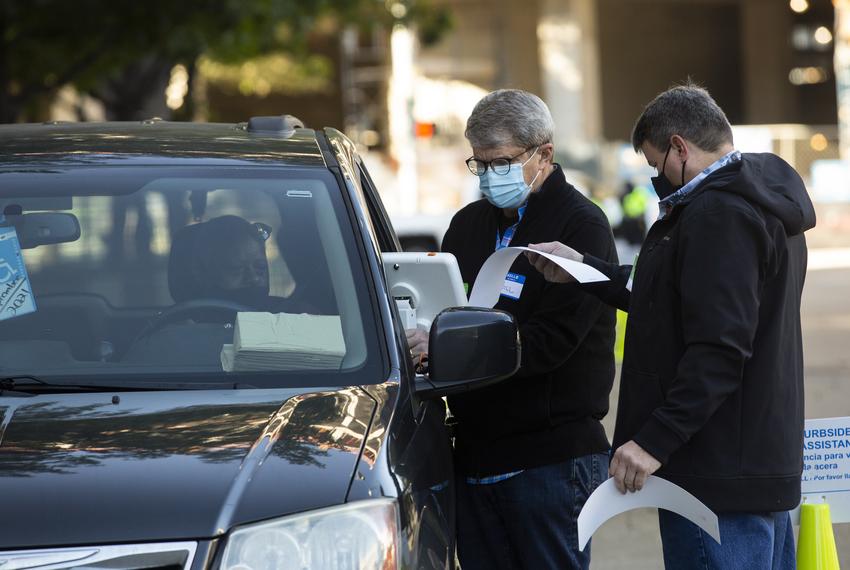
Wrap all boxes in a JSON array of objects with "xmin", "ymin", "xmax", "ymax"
[{"xmin": 479, "ymin": 147, "xmax": 542, "ymax": 209}]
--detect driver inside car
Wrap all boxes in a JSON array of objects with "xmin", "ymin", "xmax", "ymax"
[
  {"xmin": 122, "ymin": 215, "xmax": 278, "ymax": 366},
  {"xmin": 169, "ymin": 215, "xmax": 273, "ymax": 310}
]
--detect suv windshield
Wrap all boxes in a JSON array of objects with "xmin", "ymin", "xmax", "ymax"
[{"xmin": 0, "ymin": 166, "xmax": 385, "ymax": 388}]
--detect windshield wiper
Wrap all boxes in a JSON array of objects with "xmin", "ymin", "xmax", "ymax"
[
  {"xmin": 1, "ymin": 375, "xmax": 47, "ymax": 390},
  {"xmin": 0, "ymin": 375, "xmax": 122, "ymax": 394},
  {"xmin": 0, "ymin": 376, "xmax": 231, "ymax": 394}
]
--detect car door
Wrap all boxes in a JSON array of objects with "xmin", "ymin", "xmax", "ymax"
[{"xmin": 356, "ymin": 158, "xmax": 457, "ymax": 569}]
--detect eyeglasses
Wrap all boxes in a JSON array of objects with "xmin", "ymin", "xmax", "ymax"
[
  {"xmin": 465, "ymin": 146, "xmax": 537, "ymax": 176},
  {"xmin": 252, "ymin": 222, "xmax": 272, "ymax": 242}
]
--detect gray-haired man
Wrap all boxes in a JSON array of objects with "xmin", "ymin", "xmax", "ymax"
[
  {"xmin": 408, "ymin": 89, "xmax": 617, "ymax": 569},
  {"xmin": 529, "ymin": 84, "xmax": 815, "ymax": 569}
]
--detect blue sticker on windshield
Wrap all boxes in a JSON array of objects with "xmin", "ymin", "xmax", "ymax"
[{"xmin": 0, "ymin": 227, "xmax": 36, "ymax": 321}]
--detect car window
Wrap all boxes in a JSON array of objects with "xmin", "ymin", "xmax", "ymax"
[
  {"xmin": 0, "ymin": 166, "xmax": 385, "ymax": 387},
  {"xmin": 358, "ymin": 163, "xmax": 400, "ymax": 253}
]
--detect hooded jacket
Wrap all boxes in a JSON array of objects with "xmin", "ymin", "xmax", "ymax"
[{"xmin": 584, "ymin": 153, "xmax": 816, "ymax": 512}]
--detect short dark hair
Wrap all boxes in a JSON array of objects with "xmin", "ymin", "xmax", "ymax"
[{"xmin": 631, "ymin": 82, "xmax": 733, "ymax": 153}]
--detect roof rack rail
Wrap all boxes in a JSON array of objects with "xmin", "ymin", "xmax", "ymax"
[{"xmin": 246, "ymin": 115, "xmax": 305, "ymax": 135}]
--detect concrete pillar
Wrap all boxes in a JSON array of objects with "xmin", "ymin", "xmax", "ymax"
[
  {"xmin": 836, "ymin": 0, "xmax": 850, "ymax": 159},
  {"xmin": 494, "ymin": 0, "xmax": 543, "ymax": 93},
  {"xmin": 740, "ymin": 0, "xmax": 795, "ymax": 124},
  {"xmin": 538, "ymin": 0, "xmax": 603, "ymax": 158},
  {"xmin": 388, "ymin": 25, "xmax": 419, "ymax": 215}
]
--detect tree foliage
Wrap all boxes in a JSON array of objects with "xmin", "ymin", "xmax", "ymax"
[{"xmin": 0, "ymin": 0, "xmax": 451, "ymax": 121}]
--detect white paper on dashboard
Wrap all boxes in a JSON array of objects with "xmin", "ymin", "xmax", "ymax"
[
  {"xmin": 577, "ymin": 476, "xmax": 720, "ymax": 551},
  {"xmin": 467, "ymin": 246, "xmax": 608, "ymax": 308}
]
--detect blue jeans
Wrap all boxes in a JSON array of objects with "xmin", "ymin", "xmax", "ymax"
[
  {"xmin": 658, "ymin": 509, "xmax": 796, "ymax": 570},
  {"xmin": 456, "ymin": 453, "xmax": 608, "ymax": 570}
]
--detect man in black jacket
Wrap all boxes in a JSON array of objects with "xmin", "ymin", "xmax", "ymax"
[
  {"xmin": 407, "ymin": 89, "xmax": 617, "ymax": 569},
  {"xmin": 529, "ymin": 84, "xmax": 815, "ymax": 569}
]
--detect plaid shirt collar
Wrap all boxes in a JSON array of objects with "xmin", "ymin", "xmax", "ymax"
[{"xmin": 658, "ymin": 150, "xmax": 742, "ymax": 219}]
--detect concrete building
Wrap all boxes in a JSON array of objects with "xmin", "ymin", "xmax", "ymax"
[
  {"xmin": 418, "ymin": 0, "xmax": 837, "ymax": 145},
  {"xmin": 231, "ymin": 0, "xmax": 842, "ymax": 214}
]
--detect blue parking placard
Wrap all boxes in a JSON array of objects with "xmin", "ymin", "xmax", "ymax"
[{"xmin": 0, "ymin": 227, "xmax": 36, "ymax": 321}]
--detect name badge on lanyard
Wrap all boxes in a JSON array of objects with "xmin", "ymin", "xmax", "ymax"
[
  {"xmin": 495, "ymin": 205, "xmax": 528, "ymax": 301},
  {"xmin": 501, "ymin": 272, "xmax": 526, "ymax": 300}
]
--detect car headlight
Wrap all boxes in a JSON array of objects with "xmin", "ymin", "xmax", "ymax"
[{"xmin": 220, "ymin": 498, "xmax": 399, "ymax": 570}]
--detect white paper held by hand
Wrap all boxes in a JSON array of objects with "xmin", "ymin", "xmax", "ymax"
[
  {"xmin": 467, "ymin": 246, "xmax": 608, "ymax": 308},
  {"xmin": 577, "ymin": 476, "xmax": 720, "ymax": 551}
]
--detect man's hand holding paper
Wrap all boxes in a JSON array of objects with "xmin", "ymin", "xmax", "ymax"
[
  {"xmin": 609, "ymin": 440, "xmax": 662, "ymax": 494},
  {"xmin": 525, "ymin": 241, "xmax": 584, "ymax": 284},
  {"xmin": 466, "ymin": 245, "xmax": 607, "ymax": 309}
]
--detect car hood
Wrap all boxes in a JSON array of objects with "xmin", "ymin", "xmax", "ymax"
[{"xmin": 0, "ymin": 386, "xmax": 376, "ymax": 550}]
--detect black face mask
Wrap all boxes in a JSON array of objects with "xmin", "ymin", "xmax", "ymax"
[{"xmin": 651, "ymin": 145, "xmax": 687, "ymax": 200}]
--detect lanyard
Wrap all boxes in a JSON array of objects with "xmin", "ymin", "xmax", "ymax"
[{"xmin": 495, "ymin": 205, "xmax": 527, "ymax": 251}]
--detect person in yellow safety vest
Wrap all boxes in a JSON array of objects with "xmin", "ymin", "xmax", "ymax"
[
  {"xmin": 616, "ymin": 182, "xmax": 649, "ymax": 246},
  {"xmin": 623, "ymin": 184, "xmax": 650, "ymax": 218}
]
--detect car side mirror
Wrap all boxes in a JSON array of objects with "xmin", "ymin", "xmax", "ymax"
[{"xmin": 415, "ymin": 307, "xmax": 520, "ymax": 400}]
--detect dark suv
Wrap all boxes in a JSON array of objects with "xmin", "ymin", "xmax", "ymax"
[{"xmin": 0, "ymin": 117, "xmax": 519, "ymax": 569}]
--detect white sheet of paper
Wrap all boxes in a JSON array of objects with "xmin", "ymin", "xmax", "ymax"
[
  {"xmin": 467, "ymin": 246, "xmax": 608, "ymax": 308},
  {"xmin": 222, "ymin": 312, "xmax": 346, "ymax": 372},
  {"xmin": 577, "ymin": 476, "xmax": 720, "ymax": 551}
]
